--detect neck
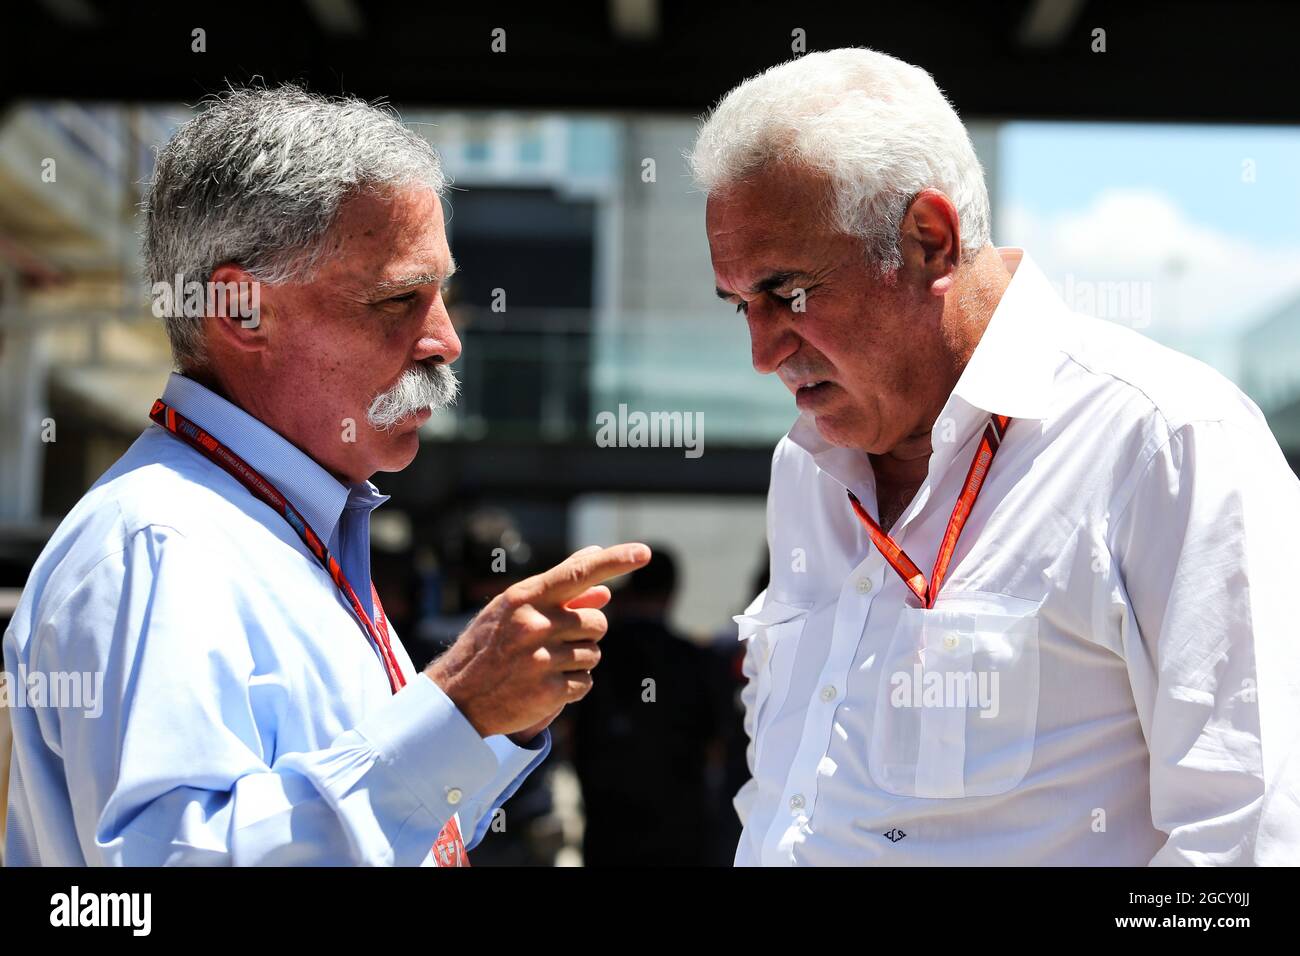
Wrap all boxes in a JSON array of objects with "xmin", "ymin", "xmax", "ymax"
[
  {"xmin": 870, "ymin": 246, "xmax": 1012, "ymax": 485},
  {"xmin": 181, "ymin": 365, "xmax": 358, "ymax": 488}
]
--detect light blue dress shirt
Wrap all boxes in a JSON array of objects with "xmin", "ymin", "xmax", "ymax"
[{"xmin": 3, "ymin": 372, "xmax": 550, "ymax": 865}]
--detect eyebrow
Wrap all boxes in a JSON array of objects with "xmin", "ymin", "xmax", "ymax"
[
  {"xmin": 715, "ymin": 270, "xmax": 805, "ymax": 300},
  {"xmin": 368, "ymin": 258, "xmax": 459, "ymax": 298}
]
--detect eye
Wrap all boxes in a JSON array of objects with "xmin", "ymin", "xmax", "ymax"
[{"xmin": 372, "ymin": 291, "xmax": 420, "ymax": 315}]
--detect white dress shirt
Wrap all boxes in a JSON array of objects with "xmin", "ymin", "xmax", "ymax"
[
  {"xmin": 4, "ymin": 372, "xmax": 549, "ymax": 865},
  {"xmin": 734, "ymin": 248, "xmax": 1300, "ymax": 866}
]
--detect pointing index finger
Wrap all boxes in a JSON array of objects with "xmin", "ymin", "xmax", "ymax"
[{"xmin": 529, "ymin": 543, "xmax": 651, "ymax": 607}]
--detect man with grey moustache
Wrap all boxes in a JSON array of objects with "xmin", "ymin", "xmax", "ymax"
[{"xmin": 2, "ymin": 85, "xmax": 649, "ymax": 866}]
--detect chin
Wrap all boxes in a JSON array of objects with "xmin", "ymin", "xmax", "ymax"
[
  {"xmin": 371, "ymin": 432, "xmax": 421, "ymax": 474},
  {"xmin": 813, "ymin": 413, "xmax": 880, "ymax": 454},
  {"xmin": 361, "ymin": 424, "xmax": 416, "ymax": 473}
]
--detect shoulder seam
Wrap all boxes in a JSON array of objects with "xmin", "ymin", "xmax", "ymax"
[
  {"xmin": 1060, "ymin": 339, "xmax": 1229, "ymax": 434},
  {"xmin": 1060, "ymin": 351, "xmax": 1178, "ymax": 438}
]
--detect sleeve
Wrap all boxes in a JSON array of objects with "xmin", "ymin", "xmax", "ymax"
[
  {"xmin": 28, "ymin": 524, "xmax": 549, "ymax": 866},
  {"xmin": 732, "ymin": 588, "xmax": 767, "ymax": 828},
  {"xmin": 462, "ymin": 731, "xmax": 551, "ymax": 851},
  {"xmin": 0, "ymin": 694, "xmax": 10, "ymax": 866},
  {"xmin": 1109, "ymin": 417, "xmax": 1300, "ymax": 865}
]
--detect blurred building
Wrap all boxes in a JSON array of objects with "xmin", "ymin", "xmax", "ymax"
[
  {"xmin": 3, "ymin": 104, "xmax": 1300, "ymax": 634},
  {"xmin": 3, "ymin": 97, "xmax": 1299, "ymax": 864},
  {"xmin": 1240, "ymin": 293, "xmax": 1300, "ymax": 455}
]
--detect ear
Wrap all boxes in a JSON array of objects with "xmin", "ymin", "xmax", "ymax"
[
  {"xmin": 899, "ymin": 189, "xmax": 962, "ymax": 296},
  {"xmin": 205, "ymin": 263, "xmax": 271, "ymax": 358}
]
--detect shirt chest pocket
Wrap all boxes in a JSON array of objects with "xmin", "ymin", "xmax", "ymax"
[
  {"xmin": 868, "ymin": 591, "xmax": 1041, "ymax": 799},
  {"xmin": 734, "ymin": 599, "xmax": 811, "ymax": 746}
]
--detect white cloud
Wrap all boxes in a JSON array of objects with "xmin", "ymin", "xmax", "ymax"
[{"xmin": 999, "ymin": 189, "xmax": 1300, "ymax": 339}]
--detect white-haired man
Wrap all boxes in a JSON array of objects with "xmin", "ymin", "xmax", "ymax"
[
  {"xmin": 692, "ymin": 48, "xmax": 1300, "ymax": 865},
  {"xmin": 3, "ymin": 86, "xmax": 649, "ymax": 866}
]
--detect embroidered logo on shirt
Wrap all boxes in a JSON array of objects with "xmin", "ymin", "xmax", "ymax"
[{"xmin": 883, "ymin": 827, "xmax": 907, "ymax": 843}]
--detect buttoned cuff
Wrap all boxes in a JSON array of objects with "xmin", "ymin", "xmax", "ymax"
[
  {"xmin": 353, "ymin": 673, "xmax": 500, "ymax": 827},
  {"xmin": 463, "ymin": 729, "xmax": 553, "ymax": 849}
]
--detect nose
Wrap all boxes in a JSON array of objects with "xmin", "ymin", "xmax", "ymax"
[
  {"xmin": 413, "ymin": 289, "xmax": 462, "ymax": 365},
  {"xmin": 746, "ymin": 298, "xmax": 800, "ymax": 376}
]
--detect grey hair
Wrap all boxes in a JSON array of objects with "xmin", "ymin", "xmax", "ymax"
[
  {"xmin": 688, "ymin": 48, "xmax": 991, "ymax": 276},
  {"xmin": 142, "ymin": 83, "xmax": 446, "ymax": 370}
]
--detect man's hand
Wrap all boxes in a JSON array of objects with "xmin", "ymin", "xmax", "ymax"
[{"xmin": 424, "ymin": 543, "xmax": 652, "ymax": 739}]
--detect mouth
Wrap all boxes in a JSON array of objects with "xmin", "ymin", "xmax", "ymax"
[
  {"xmin": 381, "ymin": 405, "xmax": 433, "ymax": 434},
  {"xmin": 795, "ymin": 379, "xmax": 830, "ymax": 392},
  {"xmin": 793, "ymin": 379, "xmax": 836, "ymax": 411}
]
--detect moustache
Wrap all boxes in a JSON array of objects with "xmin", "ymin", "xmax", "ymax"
[
  {"xmin": 366, "ymin": 361, "xmax": 460, "ymax": 431},
  {"xmin": 778, "ymin": 360, "xmax": 835, "ymax": 388}
]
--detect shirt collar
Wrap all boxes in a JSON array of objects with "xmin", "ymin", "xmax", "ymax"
[
  {"xmin": 947, "ymin": 247, "xmax": 1059, "ymax": 422},
  {"xmin": 158, "ymin": 372, "xmax": 389, "ymax": 544},
  {"xmin": 788, "ymin": 246, "xmax": 1061, "ymax": 468}
]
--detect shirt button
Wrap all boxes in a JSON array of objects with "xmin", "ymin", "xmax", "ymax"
[
  {"xmin": 789, "ymin": 794, "xmax": 806, "ymax": 811},
  {"xmin": 820, "ymin": 684, "xmax": 837, "ymax": 702},
  {"xmin": 446, "ymin": 787, "xmax": 463, "ymax": 805},
  {"xmin": 943, "ymin": 635, "xmax": 958, "ymax": 649},
  {"xmin": 856, "ymin": 578, "xmax": 874, "ymax": 594}
]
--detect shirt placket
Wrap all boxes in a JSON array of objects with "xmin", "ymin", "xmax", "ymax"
[
  {"xmin": 761, "ymin": 549, "xmax": 887, "ymax": 866},
  {"xmin": 760, "ymin": 404, "xmax": 988, "ymax": 865}
]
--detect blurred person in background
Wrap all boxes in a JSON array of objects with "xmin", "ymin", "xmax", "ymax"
[
  {"xmin": 571, "ymin": 546, "xmax": 726, "ymax": 866},
  {"xmin": 692, "ymin": 48, "xmax": 1300, "ymax": 865},
  {"xmin": 704, "ymin": 548, "xmax": 769, "ymax": 865},
  {"xmin": 2, "ymin": 84, "xmax": 649, "ymax": 866},
  {"xmin": 415, "ymin": 507, "xmax": 536, "ymax": 664},
  {"xmin": 414, "ymin": 506, "xmax": 562, "ymax": 865}
]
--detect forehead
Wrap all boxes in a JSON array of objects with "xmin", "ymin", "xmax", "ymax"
[
  {"xmin": 325, "ymin": 184, "xmax": 450, "ymax": 281},
  {"xmin": 707, "ymin": 162, "xmax": 828, "ymax": 218},
  {"xmin": 705, "ymin": 166, "xmax": 839, "ymax": 281}
]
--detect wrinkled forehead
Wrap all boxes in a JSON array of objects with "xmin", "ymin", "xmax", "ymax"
[
  {"xmin": 707, "ymin": 170, "xmax": 834, "ymax": 245},
  {"xmin": 317, "ymin": 185, "xmax": 453, "ymax": 289},
  {"xmin": 335, "ymin": 183, "xmax": 447, "ymax": 246},
  {"xmin": 705, "ymin": 171, "xmax": 840, "ymax": 286}
]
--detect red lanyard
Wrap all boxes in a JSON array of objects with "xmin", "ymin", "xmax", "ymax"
[
  {"xmin": 150, "ymin": 399, "xmax": 406, "ymax": 692},
  {"xmin": 847, "ymin": 414, "xmax": 1010, "ymax": 609},
  {"xmin": 150, "ymin": 397, "xmax": 470, "ymax": 866}
]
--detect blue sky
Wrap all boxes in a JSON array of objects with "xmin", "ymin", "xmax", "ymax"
[
  {"xmin": 995, "ymin": 121, "xmax": 1300, "ymax": 383},
  {"xmin": 1000, "ymin": 122, "xmax": 1300, "ymax": 248}
]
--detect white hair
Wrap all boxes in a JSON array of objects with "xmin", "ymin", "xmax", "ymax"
[
  {"xmin": 688, "ymin": 48, "xmax": 991, "ymax": 276},
  {"xmin": 143, "ymin": 84, "xmax": 447, "ymax": 370}
]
